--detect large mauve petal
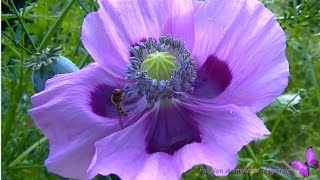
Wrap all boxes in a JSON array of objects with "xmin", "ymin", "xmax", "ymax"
[
  {"xmin": 87, "ymin": 99, "xmax": 270, "ymax": 179},
  {"xmin": 192, "ymin": 0, "xmax": 289, "ymax": 112},
  {"xmin": 134, "ymin": 153, "xmax": 179, "ymax": 179},
  {"xmin": 174, "ymin": 102, "xmax": 270, "ymax": 176},
  {"xmin": 28, "ymin": 64, "xmax": 146, "ymax": 179},
  {"xmin": 86, "ymin": 107, "xmax": 159, "ymax": 180},
  {"xmin": 82, "ymin": 0, "xmax": 195, "ymax": 78},
  {"xmin": 87, "ymin": 100, "xmax": 202, "ymax": 180},
  {"xmin": 145, "ymin": 101, "xmax": 201, "ymax": 155}
]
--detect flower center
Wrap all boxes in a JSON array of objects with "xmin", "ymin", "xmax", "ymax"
[
  {"xmin": 141, "ymin": 52, "xmax": 178, "ymax": 81},
  {"xmin": 123, "ymin": 35, "xmax": 197, "ymax": 107}
]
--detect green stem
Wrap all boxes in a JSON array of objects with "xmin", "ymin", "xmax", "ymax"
[
  {"xmin": 4, "ymin": 19, "xmax": 16, "ymax": 34},
  {"xmin": 9, "ymin": 137, "xmax": 47, "ymax": 168},
  {"xmin": 257, "ymin": 94, "xmax": 300, "ymax": 165},
  {"xmin": 6, "ymin": 43, "xmax": 21, "ymax": 57},
  {"xmin": 5, "ymin": 132, "xmax": 32, "ymax": 166},
  {"xmin": 9, "ymin": 0, "xmax": 37, "ymax": 52},
  {"xmin": 38, "ymin": 0, "xmax": 76, "ymax": 51},
  {"xmin": 2, "ymin": 31, "xmax": 33, "ymax": 55},
  {"xmin": 2, "ymin": 104, "xmax": 18, "ymax": 149},
  {"xmin": 2, "ymin": 51, "xmax": 21, "ymax": 149},
  {"xmin": 77, "ymin": 0, "xmax": 89, "ymax": 14},
  {"xmin": 293, "ymin": 0, "xmax": 298, "ymax": 24},
  {"xmin": 245, "ymin": 145, "xmax": 257, "ymax": 162},
  {"xmin": 78, "ymin": 53, "xmax": 89, "ymax": 68},
  {"xmin": 2, "ymin": 36, "xmax": 29, "ymax": 152},
  {"xmin": 306, "ymin": 59, "xmax": 320, "ymax": 105},
  {"xmin": 6, "ymin": 165, "xmax": 44, "ymax": 170},
  {"xmin": 1, "ymin": 0, "xmax": 12, "ymax": 9},
  {"xmin": 5, "ymin": 129, "xmax": 37, "ymax": 149},
  {"xmin": 259, "ymin": 170, "xmax": 263, "ymax": 180},
  {"xmin": 73, "ymin": 38, "xmax": 82, "ymax": 56}
]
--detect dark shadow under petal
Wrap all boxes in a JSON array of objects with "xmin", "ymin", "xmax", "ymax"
[
  {"xmin": 193, "ymin": 55, "xmax": 232, "ymax": 98},
  {"xmin": 146, "ymin": 101, "xmax": 201, "ymax": 155}
]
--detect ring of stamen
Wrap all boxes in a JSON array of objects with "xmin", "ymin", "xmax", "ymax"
[{"xmin": 123, "ymin": 35, "xmax": 197, "ymax": 107}]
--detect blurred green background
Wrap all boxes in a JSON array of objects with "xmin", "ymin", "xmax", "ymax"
[{"xmin": 1, "ymin": 0, "xmax": 319, "ymax": 179}]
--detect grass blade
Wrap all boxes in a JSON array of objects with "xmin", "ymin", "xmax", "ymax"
[{"xmin": 37, "ymin": 0, "xmax": 76, "ymax": 51}]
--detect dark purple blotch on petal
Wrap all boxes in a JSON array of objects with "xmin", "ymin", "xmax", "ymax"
[
  {"xmin": 90, "ymin": 84, "xmax": 118, "ymax": 118},
  {"xmin": 193, "ymin": 55, "xmax": 232, "ymax": 98},
  {"xmin": 96, "ymin": 174, "xmax": 120, "ymax": 180},
  {"xmin": 146, "ymin": 103, "xmax": 201, "ymax": 155}
]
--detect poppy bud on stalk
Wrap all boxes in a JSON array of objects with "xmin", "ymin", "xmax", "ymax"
[{"xmin": 27, "ymin": 46, "xmax": 79, "ymax": 92}]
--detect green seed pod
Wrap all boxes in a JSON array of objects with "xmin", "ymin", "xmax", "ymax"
[{"xmin": 32, "ymin": 56, "xmax": 79, "ymax": 93}]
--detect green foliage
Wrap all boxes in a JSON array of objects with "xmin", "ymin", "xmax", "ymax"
[
  {"xmin": 1, "ymin": 0, "xmax": 319, "ymax": 179},
  {"xmin": 1, "ymin": 0, "xmax": 96, "ymax": 179}
]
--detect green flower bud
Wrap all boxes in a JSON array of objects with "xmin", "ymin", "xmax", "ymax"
[
  {"xmin": 32, "ymin": 56, "xmax": 79, "ymax": 92},
  {"xmin": 298, "ymin": 89, "xmax": 308, "ymax": 99},
  {"xmin": 293, "ymin": 110, "xmax": 301, "ymax": 116}
]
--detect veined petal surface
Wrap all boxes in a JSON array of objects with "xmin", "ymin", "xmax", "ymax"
[
  {"xmin": 192, "ymin": 0, "xmax": 289, "ymax": 112},
  {"xmin": 82, "ymin": 0, "xmax": 195, "ymax": 78},
  {"xmin": 29, "ymin": 64, "xmax": 146, "ymax": 179}
]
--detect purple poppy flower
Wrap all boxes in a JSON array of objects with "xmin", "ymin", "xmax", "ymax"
[{"xmin": 29, "ymin": 0, "xmax": 289, "ymax": 179}]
